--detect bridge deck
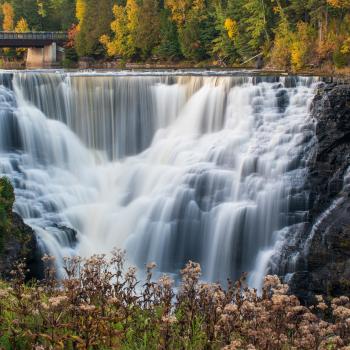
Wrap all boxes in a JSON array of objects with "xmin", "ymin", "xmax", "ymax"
[{"xmin": 0, "ymin": 32, "xmax": 68, "ymax": 47}]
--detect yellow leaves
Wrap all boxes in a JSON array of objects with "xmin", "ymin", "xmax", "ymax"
[
  {"xmin": 193, "ymin": 0, "xmax": 205, "ymax": 12},
  {"xmin": 100, "ymin": 3, "xmax": 138, "ymax": 58},
  {"xmin": 99, "ymin": 34, "xmax": 117, "ymax": 57},
  {"xmin": 112, "ymin": 3, "xmax": 121, "ymax": 18},
  {"xmin": 270, "ymin": 20, "xmax": 315, "ymax": 71},
  {"xmin": 100, "ymin": 4, "xmax": 126, "ymax": 57},
  {"xmin": 126, "ymin": 0, "xmax": 140, "ymax": 34},
  {"xmin": 290, "ymin": 22, "xmax": 312, "ymax": 71},
  {"xmin": 111, "ymin": 4, "xmax": 126, "ymax": 33},
  {"xmin": 290, "ymin": 44, "xmax": 304, "ymax": 71},
  {"xmin": 272, "ymin": 6, "xmax": 281, "ymax": 14},
  {"xmin": 2, "ymin": 2, "xmax": 14, "ymax": 32},
  {"xmin": 165, "ymin": 0, "xmax": 190, "ymax": 25},
  {"xmin": 14, "ymin": 17, "xmax": 29, "ymax": 55},
  {"xmin": 15, "ymin": 18, "xmax": 29, "ymax": 33},
  {"xmin": 165, "ymin": 0, "xmax": 205, "ymax": 25},
  {"xmin": 76, "ymin": 0, "xmax": 86, "ymax": 24},
  {"xmin": 99, "ymin": 34, "xmax": 109, "ymax": 46},
  {"xmin": 327, "ymin": 0, "xmax": 350, "ymax": 8},
  {"xmin": 224, "ymin": 18, "xmax": 238, "ymax": 40},
  {"xmin": 341, "ymin": 37, "xmax": 350, "ymax": 54},
  {"xmin": 269, "ymin": 31, "xmax": 291, "ymax": 69}
]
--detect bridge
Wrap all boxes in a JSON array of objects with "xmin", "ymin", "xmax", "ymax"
[{"xmin": 0, "ymin": 32, "xmax": 68, "ymax": 68}]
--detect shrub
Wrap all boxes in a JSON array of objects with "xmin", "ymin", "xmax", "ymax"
[
  {"xmin": 333, "ymin": 48, "xmax": 350, "ymax": 68},
  {"xmin": 0, "ymin": 251, "xmax": 349, "ymax": 349}
]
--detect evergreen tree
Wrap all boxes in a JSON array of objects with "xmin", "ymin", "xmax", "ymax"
[
  {"xmin": 225, "ymin": 0, "xmax": 256, "ymax": 60},
  {"xmin": 136, "ymin": 0, "xmax": 160, "ymax": 59},
  {"xmin": 211, "ymin": 5, "xmax": 238, "ymax": 64},
  {"xmin": 269, "ymin": 4, "xmax": 293, "ymax": 69},
  {"xmin": 0, "ymin": 0, "xmax": 348, "ymax": 69},
  {"xmin": 166, "ymin": 0, "xmax": 214, "ymax": 61},
  {"xmin": 243, "ymin": 0, "xmax": 273, "ymax": 53},
  {"xmin": 154, "ymin": 9, "xmax": 181, "ymax": 59},
  {"xmin": 75, "ymin": 0, "xmax": 113, "ymax": 57}
]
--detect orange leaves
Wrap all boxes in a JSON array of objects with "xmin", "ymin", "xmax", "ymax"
[{"xmin": 2, "ymin": 2, "xmax": 14, "ymax": 32}]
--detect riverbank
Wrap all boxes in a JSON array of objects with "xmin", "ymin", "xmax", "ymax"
[
  {"xmin": 2, "ymin": 56, "xmax": 350, "ymax": 79},
  {"xmin": 66, "ymin": 60, "xmax": 350, "ymax": 79}
]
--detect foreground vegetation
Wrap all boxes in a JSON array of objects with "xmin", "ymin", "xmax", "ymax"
[
  {"xmin": 1, "ymin": 0, "xmax": 350, "ymax": 71},
  {"xmin": 0, "ymin": 251, "xmax": 349, "ymax": 350}
]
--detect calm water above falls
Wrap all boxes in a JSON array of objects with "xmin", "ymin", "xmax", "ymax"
[{"xmin": 0, "ymin": 71, "xmax": 319, "ymax": 287}]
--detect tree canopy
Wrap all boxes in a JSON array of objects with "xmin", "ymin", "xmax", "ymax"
[{"xmin": 0, "ymin": 0, "xmax": 349, "ymax": 70}]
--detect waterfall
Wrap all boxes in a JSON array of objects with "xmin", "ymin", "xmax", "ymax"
[{"xmin": 0, "ymin": 71, "xmax": 319, "ymax": 284}]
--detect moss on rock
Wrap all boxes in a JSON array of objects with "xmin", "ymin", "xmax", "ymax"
[{"xmin": 0, "ymin": 177, "xmax": 43, "ymax": 280}]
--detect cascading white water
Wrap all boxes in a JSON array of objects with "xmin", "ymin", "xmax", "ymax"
[{"xmin": 0, "ymin": 71, "xmax": 319, "ymax": 285}]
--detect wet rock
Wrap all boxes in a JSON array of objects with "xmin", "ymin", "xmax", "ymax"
[
  {"xmin": 278, "ymin": 83, "xmax": 350, "ymax": 303},
  {"xmin": 0, "ymin": 178, "xmax": 44, "ymax": 280}
]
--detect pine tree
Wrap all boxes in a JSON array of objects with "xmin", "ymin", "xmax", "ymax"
[
  {"xmin": 75, "ymin": 0, "xmax": 113, "ymax": 57},
  {"xmin": 9, "ymin": 0, "xmax": 43, "ymax": 30},
  {"xmin": 243, "ymin": 0, "xmax": 272, "ymax": 53},
  {"xmin": 136, "ymin": 0, "xmax": 160, "ymax": 59},
  {"xmin": 165, "ymin": 0, "xmax": 214, "ymax": 61},
  {"xmin": 154, "ymin": 9, "xmax": 181, "ymax": 59},
  {"xmin": 269, "ymin": 5, "xmax": 293, "ymax": 69}
]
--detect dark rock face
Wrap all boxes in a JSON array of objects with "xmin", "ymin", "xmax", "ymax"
[
  {"xmin": 4, "ymin": 213, "xmax": 45, "ymax": 280},
  {"xmin": 0, "ymin": 178, "xmax": 44, "ymax": 280},
  {"xmin": 278, "ymin": 83, "xmax": 350, "ymax": 303},
  {"xmin": 309, "ymin": 84, "xmax": 350, "ymax": 216}
]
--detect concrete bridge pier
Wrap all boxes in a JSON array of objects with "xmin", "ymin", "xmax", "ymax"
[{"xmin": 26, "ymin": 42, "xmax": 58, "ymax": 68}]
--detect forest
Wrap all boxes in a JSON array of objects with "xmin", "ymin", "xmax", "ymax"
[{"xmin": 0, "ymin": 0, "xmax": 350, "ymax": 70}]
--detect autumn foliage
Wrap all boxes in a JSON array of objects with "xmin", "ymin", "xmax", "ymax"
[
  {"xmin": 2, "ymin": 2, "xmax": 14, "ymax": 32},
  {"xmin": 0, "ymin": 0, "xmax": 350, "ymax": 69}
]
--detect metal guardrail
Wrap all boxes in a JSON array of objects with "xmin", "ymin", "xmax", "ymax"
[{"xmin": 0, "ymin": 32, "xmax": 68, "ymax": 41}]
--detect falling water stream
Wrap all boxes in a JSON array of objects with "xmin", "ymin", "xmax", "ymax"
[{"xmin": 0, "ymin": 71, "xmax": 319, "ymax": 286}]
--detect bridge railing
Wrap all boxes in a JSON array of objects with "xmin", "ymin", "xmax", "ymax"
[{"xmin": 0, "ymin": 32, "xmax": 68, "ymax": 41}]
